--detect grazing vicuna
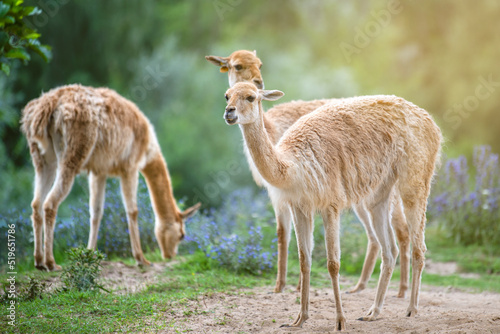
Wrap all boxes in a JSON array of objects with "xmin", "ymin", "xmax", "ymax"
[
  {"xmin": 207, "ymin": 50, "xmax": 410, "ymax": 297},
  {"xmin": 21, "ymin": 84, "xmax": 200, "ymax": 271},
  {"xmin": 223, "ymin": 82, "xmax": 441, "ymax": 329}
]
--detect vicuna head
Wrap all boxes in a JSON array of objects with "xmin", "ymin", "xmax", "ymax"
[
  {"xmin": 224, "ymin": 82, "xmax": 284, "ymax": 125},
  {"xmin": 155, "ymin": 202, "xmax": 201, "ymax": 259},
  {"xmin": 206, "ymin": 50, "xmax": 264, "ymax": 89}
]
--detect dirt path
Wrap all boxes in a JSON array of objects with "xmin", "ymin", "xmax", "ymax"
[
  {"xmin": 84, "ymin": 262, "xmax": 500, "ymax": 333},
  {"xmin": 161, "ymin": 283, "xmax": 500, "ymax": 333}
]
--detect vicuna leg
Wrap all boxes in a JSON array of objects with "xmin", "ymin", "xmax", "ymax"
[
  {"xmin": 29, "ymin": 144, "xmax": 57, "ymax": 270},
  {"xmin": 120, "ymin": 171, "xmax": 150, "ymax": 266},
  {"xmin": 39, "ymin": 125, "xmax": 97, "ymax": 271},
  {"xmin": 359, "ymin": 187, "xmax": 398, "ymax": 321},
  {"xmin": 402, "ymin": 194, "xmax": 428, "ymax": 317},
  {"xmin": 42, "ymin": 165, "xmax": 80, "ymax": 271},
  {"xmin": 391, "ymin": 195, "xmax": 410, "ymax": 298},
  {"xmin": 87, "ymin": 173, "xmax": 107, "ymax": 250},
  {"xmin": 282, "ymin": 206, "xmax": 314, "ymax": 328},
  {"xmin": 321, "ymin": 206, "xmax": 346, "ymax": 331},
  {"xmin": 348, "ymin": 202, "xmax": 380, "ymax": 294},
  {"xmin": 274, "ymin": 205, "xmax": 292, "ymax": 293}
]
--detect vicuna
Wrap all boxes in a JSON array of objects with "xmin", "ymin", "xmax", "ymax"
[
  {"xmin": 206, "ymin": 50, "xmax": 410, "ymax": 297},
  {"xmin": 21, "ymin": 84, "xmax": 200, "ymax": 271},
  {"xmin": 223, "ymin": 82, "xmax": 441, "ymax": 329}
]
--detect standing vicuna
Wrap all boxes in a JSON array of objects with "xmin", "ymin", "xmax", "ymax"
[
  {"xmin": 223, "ymin": 82, "xmax": 441, "ymax": 329},
  {"xmin": 206, "ymin": 50, "xmax": 410, "ymax": 297},
  {"xmin": 21, "ymin": 84, "xmax": 200, "ymax": 271}
]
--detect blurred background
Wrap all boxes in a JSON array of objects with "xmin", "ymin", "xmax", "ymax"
[
  {"xmin": 1, "ymin": 1, "xmax": 499, "ymax": 270},
  {"xmin": 1, "ymin": 0, "xmax": 500, "ymax": 210}
]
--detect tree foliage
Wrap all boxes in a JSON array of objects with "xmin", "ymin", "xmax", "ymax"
[{"xmin": 0, "ymin": 0, "xmax": 51, "ymax": 75}]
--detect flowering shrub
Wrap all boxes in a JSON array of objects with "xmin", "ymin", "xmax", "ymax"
[
  {"xmin": 56, "ymin": 177, "xmax": 156, "ymax": 258},
  {"xmin": 0, "ymin": 176, "xmax": 157, "ymax": 268},
  {"xmin": 428, "ymin": 146, "xmax": 500, "ymax": 249},
  {"xmin": 181, "ymin": 188, "xmax": 277, "ymax": 274},
  {"xmin": 3, "ymin": 146, "xmax": 498, "ymax": 272},
  {"xmin": 0, "ymin": 208, "xmax": 33, "ymax": 267}
]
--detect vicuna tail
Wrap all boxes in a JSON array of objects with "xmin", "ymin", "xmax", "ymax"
[{"xmin": 20, "ymin": 92, "xmax": 59, "ymax": 151}]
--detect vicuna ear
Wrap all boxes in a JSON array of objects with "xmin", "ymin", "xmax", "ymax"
[
  {"xmin": 205, "ymin": 55, "xmax": 229, "ymax": 72},
  {"xmin": 252, "ymin": 50, "xmax": 257, "ymax": 55},
  {"xmin": 260, "ymin": 89, "xmax": 284, "ymax": 101},
  {"xmin": 181, "ymin": 202, "xmax": 201, "ymax": 220}
]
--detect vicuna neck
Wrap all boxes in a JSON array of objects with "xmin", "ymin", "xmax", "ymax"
[
  {"xmin": 262, "ymin": 112, "xmax": 278, "ymax": 144},
  {"xmin": 141, "ymin": 152, "xmax": 179, "ymax": 223},
  {"xmin": 240, "ymin": 102, "xmax": 290, "ymax": 187}
]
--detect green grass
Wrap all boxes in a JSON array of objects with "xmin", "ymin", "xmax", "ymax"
[
  {"xmin": 0, "ymin": 253, "xmax": 273, "ymax": 333},
  {"xmin": 422, "ymin": 272, "xmax": 500, "ymax": 293},
  {"xmin": 425, "ymin": 225, "xmax": 500, "ymax": 274},
  {"xmin": 2, "ymin": 225, "xmax": 500, "ymax": 333},
  {"xmin": 1, "ymin": 262, "xmax": 499, "ymax": 333},
  {"xmin": 278, "ymin": 253, "xmax": 500, "ymax": 294}
]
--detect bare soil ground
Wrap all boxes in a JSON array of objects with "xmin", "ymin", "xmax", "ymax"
[
  {"xmin": 157, "ymin": 283, "xmax": 500, "ymax": 334},
  {"xmin": 96, "ymin": 261, "xmax": 500, "ymax": 333}
]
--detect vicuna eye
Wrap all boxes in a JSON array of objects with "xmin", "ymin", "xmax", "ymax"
[
  {"xmin": 246, "ymin": 96, "xmax": 255, "ymax": 102},
  {"xmin": 234, "ymin": 65, "xmax": 243, "ymax": 71},
  {"xmin": 225, "ymin": 94, "xmax": 229, "ymax": 101}
]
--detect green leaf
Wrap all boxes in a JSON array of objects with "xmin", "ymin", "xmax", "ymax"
[
  {"xmin": 23, "ymin": 32, "xmax": 40, "ymax": 39},
  {"xmin": 10, "ymin": 4, "xmax": 22, "ymax": 14},
  {"xmin": 1, "ymin": 63, "xmax": 10, "ymax": 76},
  {"xmin": 28, "ymin": 38, "xmax": 40, "ymax": 46},
  {"xmin": 5, "ymin": 48, "xmax": 30, "ymax": 61},
  {"xmin": 0, "ymin": 3, "xmax": 10, "ymax": 18},
  {"xmin": 1, "ymin": 15, "xmax": 15, "ymax": 24},
  {"xmin": 0, "ymin": 31, "xmax": 8, "ymax": 47},
  {"xmin": 28, "ymin": 43, "xmax": 51, "ymax": 62},
  {"xmin": 24, "ymin": 6, "xmax": 41, "ymax": 16}
]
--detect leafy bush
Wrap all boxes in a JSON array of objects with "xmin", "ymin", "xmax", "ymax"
[
  {"xmin": 428, "ymin": 146, "xmax": 500, "ymax": 250},
  {"xmin": 1, "ymin": 275, "xmax": 49, "ymax": 305},
  {"xmin": 19, "ymin": 276, "xmax": 49, "ymax": 301},
  {"xmin": 60, "ymin": 247, "xmax": 106, "ymax": 292}
]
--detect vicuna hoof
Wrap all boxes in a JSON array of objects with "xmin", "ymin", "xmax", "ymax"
[
  {"xmin": 273, "ymin": 282, "xmax": 285, "ymax": 293},
  {"xmin": 346, "ymin": 284, "xmax": 365, "ymax": 294},
  {"xmin": 406, "ymin": 308, "xmax": 418, "ymax": 317},
  {"xmin": 137, "ymin": 259, "xmax": 152, "ymax": 267},
  {"xmin": 40, "ymin": 262, "xmax": 62, "ymax": 272},
  {"xmin": 357, "ymin": 306, "xmax": 380, "ymax": 321},
  {"xmin": 396, "ymin": 290, "xmax": 407, "ymax": 299}
]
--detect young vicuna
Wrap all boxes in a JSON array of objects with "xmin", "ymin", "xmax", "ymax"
[
  {"xmin": 21, "ymin": 84, "xmax": 200, "ymax": 271},
  {"xmin": 207, "ymin": 50, "xmax": 410, "ymax": 297},
  {"xmin": 223, "ymin": 82, "xmax": 441, "ymax": 329}
]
